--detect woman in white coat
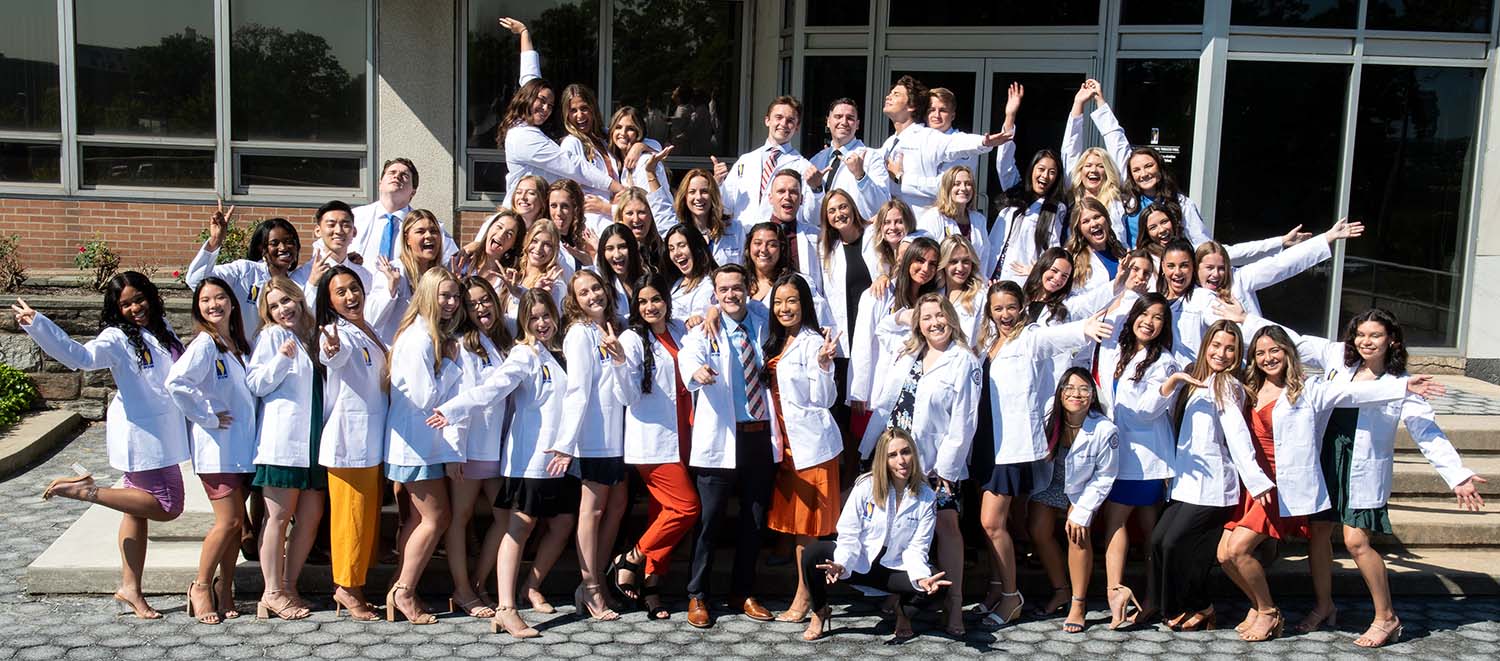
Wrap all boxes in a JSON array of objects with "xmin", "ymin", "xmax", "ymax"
[
  {"xmin": 1217, "ymin": 323, "xmax": 1442, "ymax": 642},
  {"xmin": 817, "ymin": 189, "xmax": 879, "ymax": 478},
  {"xmin": 762, "ymin": 274, "xmax": 842, "ymax": 623},
  {"xmin": 800, "ymin": 429, "xmax": 950, "ymax": 641},
  {"xmin": 383, "ymin": 268, "xmax": 466, "ymax": 625},
  {"xmin": 606, "ymin": 274, "xmax": 699, "ymax": 619},
  {"xmin": 1148, "ymin": 320, "xmax": 1268, "ymax": 633},
  {"xmin": 184, "ymin": 206, "xmax": 310, "ymax": 341},
  {"xmin": 939, "ymin": 235, "xmax": 986, "ymax": 341},
  {"xmin": 443, "ymin": 277, "xmax": 515, "ymax": 620},
  {"xmin": 18, "ymin": 272, "xmax": 189, "ymax": 620},
  {"xmin": 167, "ymin": 276, "xmax": 257, "ymax": 624},
  {"xmin": 430, "ymin": 288, "xmax": 577, "ymax": 639},
  {"xmin": 664, "ymin": 224, "xmax": 718, "ymax": 326},
  {"xmin": 366, "ymin": 210, "xmax": 448, "ymax": 344},
  {"xmin": 1027, "ymin": 367, "xmax": 1120, "ymax": 633},
  {"xmin": 970, "ymin": 281, "xmax": 1112, "ymax": 624},
  {"xmin": 559, "ymin": 270, "xmax": 628, "ymax": 621},
  {"xmin": 918, "ymin": 166, "xmax": 989, "ymax": 271},
  {"xmin": 988, "ymin": 146, "xmax": 1067, "ymax": 283},
  {"xmin": 849, "ymin": 235, "xmax": 942, "ymax": 436},
  {"xmin": 868, "ymin": 293, "xmax": 980, "ymax": 635},
  {"xmin": 244, "ymin": 277, "xmax": 323, "ymax": 620},
  {"xmin": 670, "ymin": 168, "xmax": 745, "ymax": 266},
  {"xmin": 1194, "ymin": 217, "xmax": 1363, "ymax": 318},
  {"xmin": 1062, "ymin": 80, "xmax": 1128, "ymax": 241},
  {"xmin": 311, "ymin": 265, "xmax": 388, "ymax": 622},
  {"xmin": 1064, "ymin": 198, "xmax": 1129, "ymax": 295}
]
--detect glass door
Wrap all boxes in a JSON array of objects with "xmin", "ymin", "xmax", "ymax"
[{"xmin": 979, "ymin": 58, "xmax": 1095, "ymax": 218}]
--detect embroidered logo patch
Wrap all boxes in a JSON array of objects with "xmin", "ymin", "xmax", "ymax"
[
  {"xmin": 541, "ymin": 365, "xmax": 552, "ymax": 384},
  {"xmin": 138, "ymin": 348, "xmax": 154, "ymax": 369},
  {"xmin": 248, "ymin": 284, "xmax": 260, "ymax": 303},
  {"xmin": 969, "ymin": 367, "xmax": 982, "ymax": 386},
  {"xmin": 361, "ymin": 347, "xmax": 373, "ymax": 366},
  {"xmin": 214, "ymin": 358, "xmax": 228, "ymax": 379}
]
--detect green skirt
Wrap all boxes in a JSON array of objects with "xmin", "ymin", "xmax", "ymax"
[
  {"xmin": 252, "ymin": 369, "xmax": 328, "ymax": 492},
  {"xmin": 1314, "ymin": 407, "xmax": 1392, "ymax": 534}
]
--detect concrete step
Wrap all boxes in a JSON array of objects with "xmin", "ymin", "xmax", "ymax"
[
  {"xmin": 1397, "ymin": 415, "xmax": 1500, "ymax": 455},
  {"xmin": 1391, "ymin": 454, "xmax": 1500, "ymax": 497},
  {"xmin": 1381, "ymin": 497, "xmax": 1500, "ymax": 547}
]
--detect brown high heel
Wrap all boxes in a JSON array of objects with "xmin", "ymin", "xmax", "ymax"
[
  {"xmin": 1354, "ymin": 617, "xmax": 1402, "ymax": 648},
  {"xmin": 186, "ymin": 580, "xmax": 220, "ymax": 625},
  {"xmin": 1107, "ymin": 585, "xmax": 1140, "ymax": 630},
  {"xmin": 1294, "ymin": 605, "xmax": 1338, "ymax": 633},
  {"xmin": 256, "ymin": 589, "xmax": 311, "ymax": 620},
  {"xmin": 214, "ymin": 576, "xmax": 240, "ymax": 619},
  {"xmin": 333, "ymin": 589, "xmax": 381, "ymax": 621},
  {"xmin": 385, "ymin": 582, "xmax": 436, "ymax": 624},
  {"xmin": 1177, "ymin": 607, "xmax": 1217, "ymax": 632},
  {"xmin": 802, "ymin": 606, "xmax": 833, "ymax": 641},
  {"xmin": 1240, "ymin": 608, "xmax": 1282, "ymax": 641},
  {"xmin": 490, "ymin": 605, "xmax": 540, "ymax": 638}
]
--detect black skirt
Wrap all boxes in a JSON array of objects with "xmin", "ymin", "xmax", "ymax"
[
  {"xmin": 577, "ymin": 456, "xmax": 627, "ymax": 486},
  {"xmin": 495, "ymin": 475, "xmax": 581, "ymax": 518}
]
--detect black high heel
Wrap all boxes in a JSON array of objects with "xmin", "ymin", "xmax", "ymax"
[{"xmin": 640, "ymin": 584, "xmax": 668, "ymax": 620}]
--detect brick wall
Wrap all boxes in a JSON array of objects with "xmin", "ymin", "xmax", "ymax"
[{"xmin": 0, "ymin": 197, "xmax": 318, "ymax": 270}]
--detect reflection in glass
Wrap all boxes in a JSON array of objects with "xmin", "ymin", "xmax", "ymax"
[
  {"xmin": 0, "ymin": 0, "xmax": 60, "ymax": 132},
  {"xmin": 0, "ymin": 142, "xmax": 61, "ymax": 183},
  {"xmin": 889, "ymin": 2, "xmax": 1097, "ymax": 26},
  {"xmin": 800, "ymin": 56, "xmax": 867, "ymax": 155},
  {"xmin": 1345, "ymin": 65, "xmax": 1482, "ymax": 347},
  {"xmin": 984, "ymin": 71, "xmax": 1085, "ymax": 216},
  {"xmin": 1366, "ymin": 0, "xmax": 1492, "ymax": 33},
  {"xmin": 79, "ymin": 145, "xmax": 214, "ymax": 188},
  {"xmin": 74, "ymin": 0, "xmax": 214, "ymax": 137},
  {"xmin": 472, "ymin": 160, "xmax": 509, "ymax": 195},
  {"xmin": 1216, "ymin": 61, "xmax": 1349, "ymax": 335},
  {"xmin": 1230, "ymin": 0, "xmax": 1357, "ymax": 28},
  {"xmin": 467, "ymin": 0, "xmax": 600, "ymax": 151},
  {"xmin": 230, "ymin": 0, "xmax": 367, "ymax": 143},
  {"xmin": 240, "ymin": 154, "xmax": 361, "ymax": 188},
  {"xmin": 611, "ymin": 0, "xmax": 743, "ymax": 157},
  {"xmin": 1120, "ymin": 0, "xmax": 1204, "ymax": 24},
  {"xmin": 1114, "ymin": 59, "xmax": 1198, "ymax": 191},
  {"xmin": 806, "ymin": 0, "xmax": 871, "ymax": 26}
]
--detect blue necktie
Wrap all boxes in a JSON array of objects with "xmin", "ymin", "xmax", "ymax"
[{"xmin": 377, "ymin": 214, "xmax": 399, "ymax": 260}]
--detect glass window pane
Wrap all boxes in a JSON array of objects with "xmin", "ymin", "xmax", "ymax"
[
  {"xmin": 79, "ymin": 144, "xmax": 214, "ymax": 188},
  {"xmin": 806, "ymin": 0, "xmax": 871, "ymax": 26},
  {"xmin": 466, "ymin": 1, "xmax": 600, "ymax": 152},
  {"xmin": 471, "ymin": 159, "xmax": 509, "ymax": 194},
  {"xmin": 612, "ymin": 0, "xmax": 743, "ymax": 157},
  {"xmin": 1344, "ymin": 65, "xmax": 1482, "ymax": 347},
  {"xmin": 1113, "ymin": 59, "xmax": 1198, "ymax": 191},
  {"xmin": 0, "ymin": 0, "xmax": 61, "ymax": 132},
  {"xmin": 0, "ymin": 142, "xmax": 61, "ymax": 183},
  {"xmin": 239, "ymin": 154, "xmax": 361, "ymax": 188},
  {"xmin": 1231, "ymin": 0, "xmax": 1357, "ymax": 28},
  {"xmin": 1216, "ymin": 60, "xmax": 1349, "ymax": 336},
  {"xmin": 1367, "ymin": 1, "xmax": 1492, "ymax": 33},
  {"xmin": 1120, "ymin": 0, "xmax": 1203, "ymax": 24},
  {"xmin": 983, "ymin": 71, "xmax": 1086, "ymax": 214},
  {"xmin": 230, "ymin": 0, "xmax": 368, "ymax": 143},
  {"xmin": 74, "ymin": 0, "xmax": 214, "ymax": 137},
  {"xmin": 890, "ymin": 2, "xmax": 1098, "ymax": 26},
  {"xmin": 800, "ymin": 56, "xmax": 867, "ymax": 154}
]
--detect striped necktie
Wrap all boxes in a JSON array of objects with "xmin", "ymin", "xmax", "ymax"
[
  {"xmin": 733, "ymin": 325, "xmax": 767, "ymax": 420},
  {"xmin": 760, "ymin": 147, "xmax": 781, "ymax": 196}
]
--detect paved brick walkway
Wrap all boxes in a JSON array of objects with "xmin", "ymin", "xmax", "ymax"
[{"xmin": 3, "ymin": 426, "xmax": 1497, "ymax": 659}]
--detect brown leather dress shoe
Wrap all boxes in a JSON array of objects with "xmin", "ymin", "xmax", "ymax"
[
  {"xmin": 734, "ymin": 596, "xmax": 775, "ymax": 621},
  {"xmin": 687, "ymin": 597, "xmax": 712, "ymax": 628}
]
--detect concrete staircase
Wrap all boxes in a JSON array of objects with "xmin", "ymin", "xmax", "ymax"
[{"xmin": 25, "ymin": 378, "xmax": 1500, "ymax": 599}]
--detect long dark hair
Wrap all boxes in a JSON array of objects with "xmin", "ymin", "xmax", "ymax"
[
  {"xmin": 626, "ymin": 273, "xmax": 673, "ymax": 395},
  {"xmin": 1138, "ymin": 198, "xmax": 1184, "ymax": 255},
  {"xmin": 596, "ymin": 223, "xmax": 645, "ymax": 299},
  {"xmin": 1155, "ymin": 238, "xmax": 1197, "ymax": 297},
  {"xmin": 245, "ymin": 218, "xmax": 301, "ymax": 267},
  {"xmin": 314, "ymin": 265, "xmax": 361, "ymax": 328},
  {"xmin": 893, "ymin": 236, "xmax": 942, "ymax": 312},
  {"xmin": 100, "ymin": 271, "xmax": 182, "ymax": 358},
  {"xmin": 762, "ymin": 273, "xmax": 820, "ymax": 365},
  {"xmin": 190, "ymin": 276, "xmax": 251, "ymax": 361},
  {"xmin": 744, "ymin": 221, "xmax": 794, "ymax": 299},
  {"xmin": 1000, "ymin": 149, "xmax": 1065, "ymax": 254},
  {"xmin": 459, "ymin": 275, "xmax": 515, "ymax": 360},
  {"xmin": 1123, "ymin": 146, "xmax": 1185, "ymax": 212},
  {"xmin": 499, "ymin": 78, "xmax": 554, "ymax": 143},
  {"xmin": 1341, "ymin": 308, "xmax": 1408, "ymax": 375},
  {"xmin": 1045, "ymin": 366, "xmax": 1105, "ymax": 455},
  {"xmin": 1115, "ymin": 292, "xmax": 1173, "ymax": 383},
  {"xmin": 664, "ymin": 223, "xmax": 717, "ymax": 289},
  {"xmin": 1022, "ymin": 246, "xmax": 1074, "ymax": 323}
]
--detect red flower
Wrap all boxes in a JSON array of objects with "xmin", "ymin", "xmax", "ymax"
[
  {"xmin": 78, "ymin": 246, "xmax": 86, "ymax": 253},
  {"xmin": 172, "ymin": 270, "xmax": 181, "ymax": 278}
]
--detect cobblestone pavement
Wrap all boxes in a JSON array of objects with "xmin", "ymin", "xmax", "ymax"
[{"xmin": 2, "ymin": 426, "xmax": 1497, "ymax": 660}]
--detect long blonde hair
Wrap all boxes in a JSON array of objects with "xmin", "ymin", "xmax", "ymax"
[
  {"xmin": 1069, "ymin": 146, "xmax": 1123, "ymax": 209},
  {"xmin": 872, "ymin": 198, "xmax": 916, "ymax": 276},
  {"xmin": 1194, "ymin": 241, "xmax": 1236, "ymax": 305},
  {"xmin": 939, "ymin": 234, "xmax": 983, "ymax": 318},
  {"xmin": 818, "ymin": 188, "xmax": 868, "ymax": 273},
  {"xmin": 515, "ymin": 287, "xmax": 563, "ymax": 352},
  {"xmin": 1065, "ymin": 197, "xmax": 1126, "ymax": 286},
  {"xmin": 519, "ymin": 220, "xmax": 562, "ymax": 288},
  {"xmin": 256, "ymin": 275, "xmax": 315, "ymax": 357},
  {"xmin": 870, "ymin": 428, "xmax": 924, "ymax": 509},
  {"xmin": 385, "ymin": 267, "xmax": 464, "ymax": 390},
  {"xmin": 1244, "ymin": 324, "xmax": 1306, "ymax": 406},
  {"xmin": 901, "ymin": 292, "xmax": 970, "ymax": 357},
  {"xmin": 935, "ymin": 165, "xmax": 976, "ymax": 219},
  {"xmin": 397, "ymin": 209, "xmax": 443, "ymax": 294}
]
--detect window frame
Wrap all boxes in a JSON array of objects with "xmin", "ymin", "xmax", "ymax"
[{"xmin": 0, "ymin": 0, "xmax": 374, "ymax": 204}]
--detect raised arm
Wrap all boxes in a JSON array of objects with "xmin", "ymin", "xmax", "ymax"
[
  {"xmin": 498, "ymin": 17, "xmax": 539, "ymax": 85},
  {"xmin": 18, "ymin": 311, "xmax": 122, "ymax": 372}
]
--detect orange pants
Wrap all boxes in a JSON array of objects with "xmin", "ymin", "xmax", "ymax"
[{"xmin": 634, "ymin": 462, "xmax": 700, "ymax": 576}]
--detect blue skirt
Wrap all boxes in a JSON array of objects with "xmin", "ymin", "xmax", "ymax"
[
  {"xmin": 1106, "ymin": 478, "xmax": 1165, "ymax": 506},
  {"xmin": 385, "ymin": 462, "xmax": 445, "ymax": 484}
]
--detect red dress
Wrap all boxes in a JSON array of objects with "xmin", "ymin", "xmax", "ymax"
[{"xmin": 1225, "ymin": 401, "xmax": 1308, "ymax": 540}]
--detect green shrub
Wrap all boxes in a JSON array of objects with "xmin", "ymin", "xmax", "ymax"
[
  {"xmin": 197, "ymin": 219, "xmax": 250, "ymax": 264},
  {"xmin": 0, "ymin": 234, "xmax": 26, "ymax": 292},
  {"xmin": 75, "ymin": 237, "xmax": 121, "ymax": 292},
  {"xmin": 0, "ymin": 364, "xmax": 39, "ymax": 430}
]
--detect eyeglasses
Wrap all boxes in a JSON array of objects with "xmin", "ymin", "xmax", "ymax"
[{"xmin": 1061, "ymin": 385, "xmax": 1093, "ymax": 395}]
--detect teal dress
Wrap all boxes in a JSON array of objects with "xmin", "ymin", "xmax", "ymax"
[
  {"xmin": 252, "ymin": 370, "xmax": 328, "ymax": 491},
  {"xmin": 1313, "ymin": 407, "xmax": 1391, "ymax": 533}
]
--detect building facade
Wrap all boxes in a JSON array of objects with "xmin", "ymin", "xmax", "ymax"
[{"xmin": 2, "ymin": 0, "xmax": 1499, "ymax": 374}]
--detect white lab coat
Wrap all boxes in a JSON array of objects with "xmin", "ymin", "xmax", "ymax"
[
  {"xmin": 670, "ymin": 276, "xmax": 716, "ymax": 322},
  {"xmin": 448, "ymin": 333, "xmax": 508, "ymax": 463},
  {"xmin": 810, "ymin": 139, "xmax": 892, "ymax": 222},
  {"xmin": 817, "ymin": 231, "xmax": 882, "ymax": 356},
  {"xmin": 986, "ymin": 200, "xmax": 1068, "ymax": 284},
  {"xmin": 300, "ymin": 247, "xmax": 373, "ymax": 307},
  {"xmin": 1168, "ymin": 374, "xmax": 1274, "ymax": 507},
  {"xmin": 706, "ymin": 219, "xmax": 748, "ymax": 267},
  {"xmin": 437, "ymin": 342, "xmax": 559, "ymax": 479},
  {"xmin": 166, "ymin": 333, "xmax": 257, "ymax": 474},
  {"xmin": 317, "ymin": 319, "xmax": 388, "ymax": 469},
  {"xmin": 363, "ymin": 261, "xmax": 412, "ymax": 345},
  {"xmin": 385, "ymin": 317, "xmax": 464, "ymax": 467},
  {"xmin": 847, "ymin": 285, "xmax": 905, "ymax": 404},
  {"xmin": 1095, "ymin": 342, "xmax": 1179, "ymax": 481},
  {"xmin": 350, "ymin": 202, "xmax": 460, "ymax": 266},
  {"xmin": 1091, "ymin": 104, "xmax": 1214, "ymax": 249},
  {"xmin": 1289, "ymin": 333, "xmax": 1475, "ymax": 509},
  {"xmin": 1268, "ymin": 375, "xmax": 1409, "ymax": 516},
  {"xmin": 183, "ymin": 244, "xmax": 311, "ymax": 342},
  {"xmin": 611, "ymin": 323, "xmax": 688, "ymax": 465},
  {"xmin": 721, "ymin": 141, "xmax": 816, "ymax": 223},
  {"xmin": 558, "ymin": 321, "xmax": 625, "ymax": 459},
  {"xmin": 871, "ymin": 123, "xmax": 993, "ymax": 216},
  {"xmin": 981, "ymin": 321, "xmax": 1093, "ymax": 467},
  {"xmin": 245, "ymin": 325, "xmax": 315, "ymax": 468},
  {"xmin": 918, "ymin": 208, "xmax": 990, "ymax": 275},
  {"xmin": 676, "ymin": 302, "xmax": 779, "ymax": 469},
  {"xmin": 503, "ymin": 124, "xmax": 616, "ymax": 211},
  {"xmin": 832, "ymin": 475, "xmax": 937, "ymax": 589},
  {"xmin": 560, "ymin": 134, "xmax": 620, "ymax": 231},
  {"xmin": 1063, "ymin": 413, "xmax": 1120, "ymax": 527},
  {"xmin": 1221, "ymin": 236, "xmax": 1332, "ymax": 318},
  {"xmin": 904, "ymin": 126, "xmax": 996, "ymax": 207},
  {"xmin": 21, "ymin": 314, "xmax": 190, "ymax": 472},
  {"xmin": 867, "ymin": 346, "xmax": 982, "ymax": 482},
  {"xmin": 768, "ymin": 327, "xmax": 842, "ymax": 470}
]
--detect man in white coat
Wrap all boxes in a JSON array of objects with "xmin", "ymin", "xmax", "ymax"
[
  {"xmin": 677, "ymin": 263, "xmax": 778, "ymax": 628},
  {"xmin": 872, "ymin": 75, "xmax": 1012, "ymax": 217},
  {"xmin": 712, "ymin": 96, "xmax": 819, "ymax": 223},
  {"xmin": 808, "ymin": 98, "xmax": 889, "ymax": 221},
  {"xmin": 350, "ymin": 158, "xmax": 458, "ymax": 265},
  {"xmin": 766, "ymin": 169, "xmax": 824, "ymax": 293}
]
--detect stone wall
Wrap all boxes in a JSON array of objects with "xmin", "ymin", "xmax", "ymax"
[{"xmin": 0, "ymin": 293, "xmax": 193, "ymax": 421}]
